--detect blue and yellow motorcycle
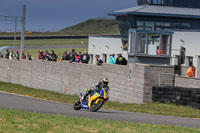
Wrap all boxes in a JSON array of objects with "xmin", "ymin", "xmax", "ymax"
[{"xmin": 73, "ymin": 87, "xmax": 109, "ymax": 112}]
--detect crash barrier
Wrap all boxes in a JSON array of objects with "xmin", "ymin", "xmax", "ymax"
[
  {"xmin": 0, "ymin": 58, "xmax": 175, "ymax": 104},
  {"xmin": 152, "ymin": 86, "xmax": 200, "ymax": 109}
]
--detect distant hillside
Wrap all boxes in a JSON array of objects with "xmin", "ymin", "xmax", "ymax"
[{"xmin": 60, "ymin": 19, "xmax": 120, "ymax": 35}]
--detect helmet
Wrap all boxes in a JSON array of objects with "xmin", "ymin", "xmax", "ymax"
[{"xmin": 103, "ymin": 78, "xmax": 109, "ymax": 85}]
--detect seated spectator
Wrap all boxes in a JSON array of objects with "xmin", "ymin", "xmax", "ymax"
[
  {"xmin": 81, "ymin": 50, "xmax": 90, "ymax": 64},
  {"xmin": 95, "ymin": 55, "xmax": 103, "ymax": 66},
  {"xmin": 186, "ymin": 65, "xmax": 196, "ymax": 77},
  {"xmin": 26, "ymin": 53, "xmax": 33, "ymax": 60},
  {"xmin": 116, "ymin": 53, "xmax": 127, "ymax": 65},
  {"xmin": 5, "ymin": 49, "xmax": 9, "ymax": 59},
  {"xmin": 75, "ymin": 52, "xmax": 81, "ymax": 62},
  {"xmin": 66, "ymin": 50, "xmax": 72, "ymax": 61},
  {"xmin": 38, "ymin": 50, "xmax": 44, "ymax": 59},
  {"xmin": 50, "ymin": 50, "xmax": 57, "ymax": 62},
  {"xmin": 60, "ymin": 52, "xmax": 67, "ymax": 63},
  {"xmin": 109, "ymin": 54, "xmax": 116, "ymax": 64},
  {"xmin": 44, "ymin": 50, "xmax": 51, "ymax": 61},
  {"xmin": 0, "ymin": 52, "xmax": 3, "ymax": 58}
]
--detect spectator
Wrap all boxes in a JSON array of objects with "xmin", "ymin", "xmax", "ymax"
[
  {"xmin": 116, "ymin": 53, "xmax": 127, "ymax": 65},
  {"xmin": 0, "ymin": 52, "xmax": 3, "ymax": 58},
  {"xmin": 95, "ymin": 55, "xmax": 103, "ymax": 66},
  {"xmin": 109, "ymin": 54, "xmax": 116, "ymax": 64},
  {"xmin": 9, "ymin": 50, "xmax": 14, "ymax": 60},
  {"xmin": 156, "ymin": 46, "xmax": 163, "ymax": 55},
  {"xmin": 38, "ymin": 50, "xmax": 44, "ymax": 59},
  {"xmin": 44, "ymin": 50, "xmax": 51, "ymax": 61},
  {"xmin": 5, "ymin": 49, "xmax": 9, "ymax": 59},
  {"xmin": 186, "ymin": 65, "xmax": 196, "ymax": 77},
  {"xmin": 60, "ymin": 52, "xmax": 67, "ymax": 63},
  {"xmin": 81, "ymin": 50, "xmax": 90, "ymax": 64},
  {"xmin": 50, "ymin": 50, "xmax": 57, "ymax": 62},
  {"xmin": 15, "ymin": 50, "xmax": 19, "ymax": 60},
  {"xmin": 71, "ymin": 49, "xmax": 76, "ymax": 62},
  {"xmin": 66, "ymin": 50, "xmax": 72, "ymax": 61},
  {"xmin": 26, "ymin": 53, "xmax": 33, "ymax": 60},
  {"xmin": 75, "ymin": 52, "xmax": 81, "ymax": 62},
  {"xmin": 22, "ymin": 51, "xmax": 26, "ymax": 59}
]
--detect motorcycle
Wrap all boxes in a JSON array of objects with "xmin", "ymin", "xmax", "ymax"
[{"xmin": 73, "ymin": 87, "xmax": 109, "ymax": 112}]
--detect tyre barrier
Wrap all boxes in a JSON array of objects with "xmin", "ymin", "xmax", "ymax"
[{"xmin": 152, "ymin": 86, "xmax": 200, "ymax": 109}]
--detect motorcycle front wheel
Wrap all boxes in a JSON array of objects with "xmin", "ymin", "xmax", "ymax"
[
  {"xmin": 90, "ymin": 99, "xmax": 103, "ymax": 112},
  {"xmin": 73, "ymin": 100, "xmax": 81, "ymax": 110}
]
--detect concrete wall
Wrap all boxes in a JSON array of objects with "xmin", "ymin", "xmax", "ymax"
[
  {"xmin": 175, "ymin": 76, "xmax": 200, "ymax": 88},
  {"xmin": 0, "ymin": 58, "xmax": 174, "ymax": 103}
]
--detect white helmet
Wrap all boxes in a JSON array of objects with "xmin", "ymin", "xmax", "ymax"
[{"xmin": 103, "ymin": 78, "xmax": 109, "ymax": 85}]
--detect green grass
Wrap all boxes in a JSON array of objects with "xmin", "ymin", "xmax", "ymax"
[
  {"xmin": 0, "ymin": 108, "xmax": 199, "ymax": 133},
  {"xmin": 25, "ymin": 48, "xmax": 87, "ymax": 61},
  {"xmin": 0, "ymin": 38, "xmax": 88, "ymax": 46},
  {"xmin": 0, "ymin": 81, "xmax": 200, "ymax": 118},
  {"xmin": 60, "ymin": 19, "xmax": 120, "ymax": 34}
]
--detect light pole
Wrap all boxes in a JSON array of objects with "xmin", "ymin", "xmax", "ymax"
[{"xmin": 20, "ymin": 4, "xmax": 26, "ymax": 59}]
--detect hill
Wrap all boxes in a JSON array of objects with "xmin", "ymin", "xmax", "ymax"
[{"xmin": 60, "ymin": 19, "xmax": 120, "ymax": 35}]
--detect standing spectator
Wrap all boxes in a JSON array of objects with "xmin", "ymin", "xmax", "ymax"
[
  {"xmin": 50, "ymin": 50, "xmax": 57, "ymax": 62},
  {"xmin": 5, "ymin": 49, "xmax": 9, "ymax": 59},
  {"xmin": 95, "ymin": 55, "xmax": 103, "ymax": 66},
  {"xmin": 22, "ymin": 51, "xmax": 26, "ymax": 59},
  {"xmin": 0, "ymin": 52, "xmax": 3, "ymax": 58},
  {"xmin": 81, "ymin": 50, "xmax": 90, "ymax": 64},
  {"xmin": 109, "ymin": 54, "xmax": 116, "ymax": 64},
  {"xmin": 186, "ymin": 65, "xmax": 196, "ymax": 77},
  {"xmin": 9, "ymin": 50, "xmax": 14, "ymax": 60},
  {"xmin": 116, "ymin": 53, "xmax": 127, "ymax": 65},
  {"xmin": 15, "ymin": 50, "xmax": 20, "ymax": 60},
  {"xmin": 71, "ymin": 49, "xmax": 76, "ymax": 62}
]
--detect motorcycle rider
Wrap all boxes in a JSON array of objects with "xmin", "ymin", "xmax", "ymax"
[{"xmin": 81, "ymin": 78, "xmax": 109, "ymax": 101}]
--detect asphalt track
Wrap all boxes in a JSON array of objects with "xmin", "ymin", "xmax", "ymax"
[{"xmin": 0, "ymin": 91, "xmax": 200, "ymax": 129}]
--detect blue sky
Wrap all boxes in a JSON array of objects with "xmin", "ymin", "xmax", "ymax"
[{"xmin": 0, "ymin": 0, "xmax": 136, "ymax": 31}]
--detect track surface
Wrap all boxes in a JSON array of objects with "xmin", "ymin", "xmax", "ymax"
[{"xmin": 0, "ymin": 91, "xmax": 200, "ymax": 128}]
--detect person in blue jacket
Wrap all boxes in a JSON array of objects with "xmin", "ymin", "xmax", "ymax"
[{"xmin": 109, "ymin": 54, "xmax": 116, "ymax": 64}]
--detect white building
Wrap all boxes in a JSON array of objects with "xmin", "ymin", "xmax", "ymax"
[
  {"xmin": 88, "ymin": 31, "xmax": 200, "ymax": 77},
  {"xmin": 88, "ymin": 35, "xmax": 127, "ymax": 65}
]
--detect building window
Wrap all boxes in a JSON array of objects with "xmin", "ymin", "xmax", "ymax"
[
  {"xmin": 186, "ymin": 56, "xmax": 193, "ymax": 66},
  {"xmin": 136, "ymin": 21, "xmax": 153, "ymax": 31},
  {"xmin": 173, "ymin": 23, "xmax": 181, "ymax": 29},
  {"xmin": 137, "ymin": 33, "xmax": 147, "ymax": 54},
  {"xmin": 181, "ymin": 23, "xmax": 190, "ymax": 29}
]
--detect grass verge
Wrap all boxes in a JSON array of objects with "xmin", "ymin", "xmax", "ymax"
[
  {"xmin": 0, "ymin": 81, "xmax": 200, "ymax": 118},
  {"xmin": 0, "ymin": 38, "xmax": 88, "ymax": 46},
  {"xmin": 0, "ymin": 108, "xmax": 199, "ymax": 133}
]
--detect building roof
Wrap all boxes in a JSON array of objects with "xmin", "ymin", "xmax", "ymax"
[{"xmin": 108, "ymin": 5, "xmax": 200, "ymax": 19}]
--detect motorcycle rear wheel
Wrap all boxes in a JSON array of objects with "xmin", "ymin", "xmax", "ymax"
[
  {"xmin": 73, "ymin": 100, "xmax": 81, "ymax": 110},
  {"xmin": 91, "ymin": 99, "xmax": 103, "ymax": 112}
]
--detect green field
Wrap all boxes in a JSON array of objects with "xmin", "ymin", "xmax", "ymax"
[
  {"xmin": 0, "ymin": 81, "xmax": 200, "ymax": 119},
  {"xmin": 0, "ymin": 38, "xmax": 88, "ymax": 46},
  {"xmin": 0, "ymin": 108, "xmax": 199, "ymax": 133}
]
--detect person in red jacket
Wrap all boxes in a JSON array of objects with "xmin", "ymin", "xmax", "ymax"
[{"xmin": 186, "ymin": 65, "xmax": 196, "ymax": 77}]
